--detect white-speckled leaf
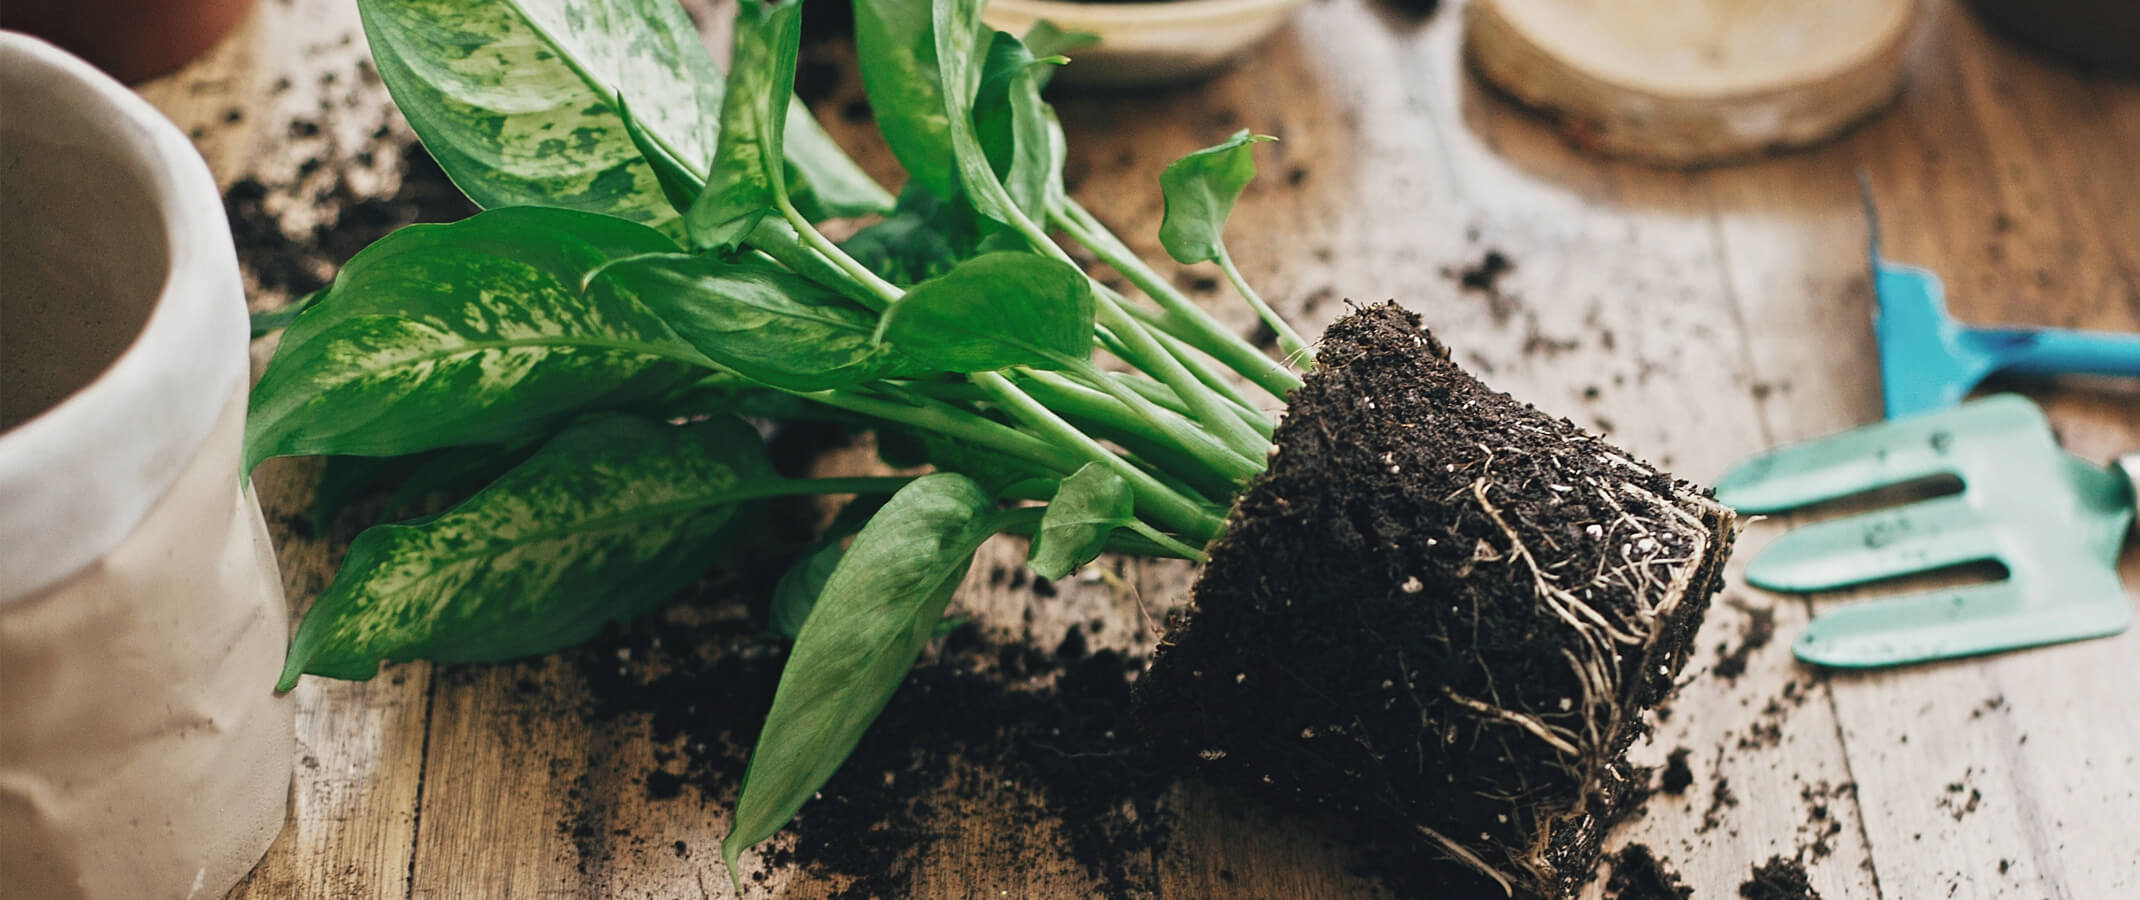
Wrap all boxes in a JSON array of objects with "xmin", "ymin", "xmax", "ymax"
[
  {"xmin": 245, "ymin": 207, "xmax": 714, "ymax": 472},
  {"xmin": 278, "ymin": 415, "xmax": 774, "ymax": 690},
  {"xmin": 357, "ymin": 0, "xmax": 888, "ymax": 236}
]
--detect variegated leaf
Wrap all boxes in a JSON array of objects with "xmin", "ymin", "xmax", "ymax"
[
  {"xmin": 278, "ymin": 415, "xmax": 774, "ymax": 689},
  {"xmin": 597, "ymin": 253, "xmax": 915, "ymax": 391},
  {"xmin": 245, "ymin": 207, "xmax": 714, "ymax": 472},
  {"xmin": 357, "ymin": 0, "xmax": 889, "ymax": 237}
]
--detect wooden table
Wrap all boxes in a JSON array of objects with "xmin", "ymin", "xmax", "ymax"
[{"xmin": 135, "ymin": 0, "xmax": 2139, "ymax": 897}]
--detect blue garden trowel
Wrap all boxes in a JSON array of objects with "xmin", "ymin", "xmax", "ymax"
[
  {"xmin": 1717, "ymin": 395, "xmax": 2136, "ymax": 668},
  {"xmin": 1865, "ymin": 183, "xmax": 2140, "ymax": 418}
]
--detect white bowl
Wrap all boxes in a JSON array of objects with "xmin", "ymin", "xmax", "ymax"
[{"xmin": 983, "ymin": 0, "xmax": 1310, "ymax": 88}]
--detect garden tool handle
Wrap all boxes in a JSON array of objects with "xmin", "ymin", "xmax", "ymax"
[{"xmin": 1997, "ymin": 327, "xmax": 2140, "ymax": 378}]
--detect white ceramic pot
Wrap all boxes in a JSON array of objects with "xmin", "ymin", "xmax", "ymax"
[
  {"xmin": 983, "ymin": 0, "xmax": 1310, "ymax": 88},
  {"xmin": 0, "ymin": 31, "xmax": 292, "ymax": 900}
]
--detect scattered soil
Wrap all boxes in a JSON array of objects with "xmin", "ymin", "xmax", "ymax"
[
  {"xmin": 1739, "ymin": 855, "xmax": 1823, "ymax": 900},
  {"xmin": 223, "ymin": 130, "xmax": 476, "ymax": 301},
  {"xmin": 1602, "ymin": 844, "xmax": 1692, "ymax": 900},
  {"xmin": 1700, "ymin": 775, "xmax": 1740, "ymax": 835},
  {"xmin": 564, "ymin": 590, "xmax": 1170, "ymax": 899},
  {"xmin": 1139, "ymin": 303, "xmax": 1737, "ymax": 898},
  {"xmin": 1941, "ymin": 778, "xmax": 1982, "ymax": 821},
  {"xmin": 1444, "ymin": 249, "xmax": 1521, "ymax": 325},
  {"xmin": 1711, "ymin": 598, "xmax": 1776, "ymax": 682},
  {"xmin": 1795, "ymin": 780, "xmax": 1852, "ymax": 860}
]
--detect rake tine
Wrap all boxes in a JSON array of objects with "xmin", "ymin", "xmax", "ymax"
[
  {"xmin": 1715, "ymin": 396, "xmax": 2051, "ymax": 514},
  {"xmin": 1793, "ymin": 574, "xmax": 2132, "ymax": 668},
  {"xmin": 1746, "ymin": 496, "xmax": 2001, "ymax": 593},
  {"xmin": 1717, "ymin": 422, "xmax": 1961, "ymax": 515}
]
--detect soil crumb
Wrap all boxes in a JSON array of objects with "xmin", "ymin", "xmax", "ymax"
[
  {"xmin": 1445, "ymin": 249, "xmax": 1520, "ymax": 325},
  {"xmin": 1712, "ymin": 599, "xmax": 1776, "ymax": 682},
  {"xmin": 1739, "ymin": 855, "xmax": 1823, "ymax": 900},
  {"xmin": 1659, "ymin": 747, "xmax": 1694, "ymax": 795},
  {"xmin": 1603, "ymin": 844, "xmax": 1692, "ymax": 900},
  {"xmin": 1139, "ymin": 303, "xmax": 1736, "ymax": 898}
]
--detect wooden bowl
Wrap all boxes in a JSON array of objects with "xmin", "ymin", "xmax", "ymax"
[
  {"xmin": 982, "ymin": 0, "xmax": 1310, "ymax": 88},
  {"xmin": 1465, "ymin": 0, "xmax": 1919, "ymax": 167}
]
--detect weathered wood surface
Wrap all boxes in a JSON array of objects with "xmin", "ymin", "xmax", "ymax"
[{"xmin": 127, "ymin": 0, "xmax": 2139, "ymax": 896}]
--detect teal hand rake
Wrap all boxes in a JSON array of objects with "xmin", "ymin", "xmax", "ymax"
[{"xmin": 1717, "ymin": 395, "xmax": 2136, "ymax": 667}]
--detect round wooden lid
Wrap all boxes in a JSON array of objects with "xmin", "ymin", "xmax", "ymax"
[{"xmin": 1465, "ymin": 0, "xmax": 1918, "ymax": 166}]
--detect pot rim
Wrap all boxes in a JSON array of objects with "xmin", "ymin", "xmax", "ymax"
[
  {"xmin": 0, "ymin": 32, "xmax": 247, "ymax": 603},
  {"xmin": 986, "ymin": 0, "xmax": 1307, "ymax": 29}
]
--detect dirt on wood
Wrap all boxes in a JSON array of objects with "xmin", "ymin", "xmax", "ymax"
[
  {"xmin": 1138, "ymin": 303, "xmax": 1738, "ymax": 898},
  {"xmin": 1739, "ymin": 855, "xmax": 1823, "ymax": 900},
  {"xmin": 1602, "ymin": 844, "xmax": 1692, "ymax": 900}
]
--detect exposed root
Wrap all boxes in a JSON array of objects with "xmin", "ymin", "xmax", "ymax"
[{"xmin": 1418, "ymin": 825, "xmax": 1518, "ymax": 898}]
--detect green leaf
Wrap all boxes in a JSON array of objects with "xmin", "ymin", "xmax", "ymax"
[
  {"xmin": 1020, "ymin": 21, "xmax": 1099, "ymax": 73},
  {"xmin": 1157, "ymin": 130, "xmax": 1276, "ymax": 265},
  {"xmin": 277, "ymin": 415, "xmax": 776, "ymax": 690},
  {"xmin": 839, "ymin": 180, "xmax": 982, "ymax": 286},
  {"xmin": 875, "ymin": 251, "xmax": 1094, "ymax": 373},
  {"xmin": 245, "ymin": 208, "xmax": 712, "ymax": 472},
  {"xmin": 250, "ymin": 289, "xmax": 323, "ymax": 338},
  {"xmin": 356, "ymin": 0, "xmax": 886, "ymax": 238},
  {"xmin": 724, "ymin": 473, "xmax": 998, "ymax": 874},
  {"xmin": 617, "ymin": 94, "xmax": 704, "ymax": 216},
  {"xmin": 1027, "ymin": 464, "xmax": 1134, "ymax": 579},
  {"xmin": 312, "ymin": 455, "xmax": 425, "ymax": 533},
  {"xmin": 969, "ymin": 32, "xmax": 1061, "ymax": 226},
  {"xmin": 380, "ymin": 440, "xmax": 541, "ymax": 519},
  {"xmin": 931, "ymin": 0, "xmax": 1033, "ymax": 231},
  {"xmin": 854, "ymin": 0, "xmax": 957, "ymax": 199},
  {"xmin": 597, "ymin": 253, "xmax": 913, "ymax": 391},
  {"xmin": 686, "ymin": 0, "xmax": 801, "ymax": 253},
  {"xmin": 769, "ymin": 540, "xmax": 842, "ymax": 640}
]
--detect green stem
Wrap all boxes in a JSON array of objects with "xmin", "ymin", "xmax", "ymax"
[
  {"xmin": 759, "ymin": 476, "xmax": 917, "ymax": 499},
  {"xmin": 1091, "ymin": 298, "xmax": 1267, "ymax": 461},
  {"xmin": 1053, "ymin": 201, "xmax": 1302, "ymax": 397},
  {"xmin": 1054, "ymin": 360, "xmax": 1261, "ymax": 481},
  {"xmin": 775, "ymin": 196, "xmax": 903, "ymax": 308},
  {"xmin": 974, "ymin": 372, "xmax": 1223, "ymax": 541},
  {"xmin": 1123, "ymin": 520, "xmax": 1209, "ymax": 563},
  {"xmin": 804, "ymin": 388, "xmax": 1083, "ymax": 476},
  {"xmin": 1215, "ymin": 247, "xmax": 1312, "ymax": 365},
  {"xmin": 1019, "ymin": 372, "xmax": 1252, "ymax": 498},
  {"xmin": 746, "ymin": 220, "xmax": 888, "ymax": 312}
]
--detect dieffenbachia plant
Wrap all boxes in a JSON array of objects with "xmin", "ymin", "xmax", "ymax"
[{"xmin": 249, "ymin": 0, "xmax": 1312, "ymax": 872}]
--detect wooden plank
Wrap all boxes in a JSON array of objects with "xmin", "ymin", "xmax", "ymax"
[{"xmin": 1708, "ymin": 5, "xmax": 2140, "ymax": 899}]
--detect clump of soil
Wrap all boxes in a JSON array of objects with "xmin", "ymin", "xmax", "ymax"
[
  {"xmin": 1739, "ymin": 855, "xmax": 1822, "ymax": 900},
  {"xmin": 1445, "ymin": 249, "xmax": 1520, "ymax": 325},
  {"xmin": 1658, "ymin": 747, "xmax": 1695, "ymax": 795},
  {"xmin": 1139, "ymin": 303, "xmax": 1737, "ymax": 898},
  {"xmin": 1603, "ymin": 844, "xmax": 1692, "ymax": 900}
]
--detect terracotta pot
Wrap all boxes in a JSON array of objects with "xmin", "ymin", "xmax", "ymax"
[
  {"xmin": 0, "ymin": 0, "xmax": 254, "ymax": 83},
  {"xmin": 0, "ymin": 33, "xmax": 292, "ymax": 900}
]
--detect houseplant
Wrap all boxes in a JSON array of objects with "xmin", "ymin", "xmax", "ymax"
[{"xmin": 248, "ymin": 0, "xmax": 1735, "ymax": 894}]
